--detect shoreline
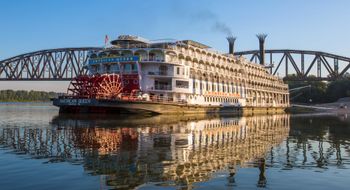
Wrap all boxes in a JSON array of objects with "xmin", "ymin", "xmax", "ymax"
[{"xmin": 288, "ymin": 100, "xmax": 350, "ymax": 115}]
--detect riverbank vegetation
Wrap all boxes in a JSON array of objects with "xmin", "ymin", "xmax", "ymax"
[
  {"xmin": 0, "ymin": 90, "xmax": 57, "ymax": 102},
  {"xmin": 285, "ymin": 75, "xmax": 350, "ymax": 103}
]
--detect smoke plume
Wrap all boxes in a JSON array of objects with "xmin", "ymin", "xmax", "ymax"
[
  {"xmin": 213, "ymin": 22, "xmax": 232, "ymax": 37},
  {"xmin": 191, "ymin": 10, "xmax": 233, "ymax": 36}
]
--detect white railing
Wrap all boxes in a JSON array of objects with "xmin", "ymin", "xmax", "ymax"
[
  {"xmin": 154, "ymin": 85, "xmax": 172, "ymax": 91},
  {"xmin": 147, "ymin": 71, "xmax": 173, "ymax": 76},
  {"xmin": 113, "ymin": 93, "xmax": 188, "ymax": 104}
]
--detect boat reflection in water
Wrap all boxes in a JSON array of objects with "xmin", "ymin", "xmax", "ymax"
[{"xmin": 0, "ymin": 114, "xmax": 290, "ymax": 189}]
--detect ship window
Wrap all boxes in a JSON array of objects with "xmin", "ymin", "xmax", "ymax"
[
  {"xmin": 90, "ymin": 65, "xmax": 98, "ymax": 74},
  {"xmin": 176, "ymin": 80, "xmax": 189, "ymax": 88},
  {"xmin": 99, "ymin": 52, "xmax": 107, "ymax": 58},
  {"xmin": 149, "ymin": 53, "xmax": 155, "ymax": 60},
  {"xmin": 159, "ymin": 65, "xmax": 167, "ymax": 75},
  {"xmin": 89, "ymin": 54, "xmax": 97, "ymax": 59},
  {"xmin": 110, "ymin": 64, "xmax": 120, "ymax": 73},
  {"xmin": 155, "ymin": 80, "xmax": 171, "ymax": 90},
  {"xmin": 132, "ymin": 63, "xmax": 137, "ymax": 72},
  {"xmin": 104, "ymin": 65, "xmax": 111, "ymax": 73},
  {"xmin": 124, "ymin": 64, "xmax": 132, "ymax": 73}
]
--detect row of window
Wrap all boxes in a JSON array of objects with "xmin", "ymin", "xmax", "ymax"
[
  {"xmin": 194, "ymin": 81, "xmax": 244, "ymax": 94},
  {"xmin": 204, "ymin": 96, "xmax": 239, "ymax": 103},
  {"xmin": 175, "ymin": 66, "xmax": 189, "ymax": 76},
  {"xmin": 89, "ymin": 63, "xmax": 138, "ymax": 74}
]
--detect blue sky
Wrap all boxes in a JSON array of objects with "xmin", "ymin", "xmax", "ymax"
[{"xmin": 1, "ymin": 0, "xmax": 350, "ymax": 91}]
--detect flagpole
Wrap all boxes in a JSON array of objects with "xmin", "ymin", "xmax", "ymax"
[{"xmin": 104, "ymin": 35, "xmax": 109, "ymax": 49}]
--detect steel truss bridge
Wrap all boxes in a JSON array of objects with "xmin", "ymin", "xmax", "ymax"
[
  {"xmin": 0, "ymin": 47, "xmax": 350, "ymax": 81},
  {"xmin": 0, "ymin": 47, "xmax": 102, "ymax": 81},
  {"xmin": 235, "ymin": 49, "xmax": 350, "ymax": 81}
]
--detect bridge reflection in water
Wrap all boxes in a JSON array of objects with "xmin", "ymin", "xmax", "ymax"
[{"xmin": 0, "ymin": 114, "xmax": 289, "ymax": 189}]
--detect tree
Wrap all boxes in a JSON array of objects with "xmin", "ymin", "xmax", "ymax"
[{"xmin": 0, "ymin": 90, "xmax": 57, "ymax": 102}]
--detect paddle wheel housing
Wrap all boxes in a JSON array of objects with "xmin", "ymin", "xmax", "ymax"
[{"xmin": 67, "ymin": 75, "xmax": 95, "ymax": 98}]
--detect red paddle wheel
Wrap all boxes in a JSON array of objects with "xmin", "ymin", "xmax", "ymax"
[
  {"xmin": 94, "ymin": 74, "xmax": 123, "ymax": 99},
  {"xmin": 67, "ymin": 74, "xmax": 124, "ymax": 99},
  {"xmin": 67, "ymin": 75, "xmax": 94, "ymax": 98}
]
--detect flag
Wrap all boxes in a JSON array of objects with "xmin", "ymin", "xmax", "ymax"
[{"xmin": 104, "ymin": 35, "xmax": 109, "ymax": 46}]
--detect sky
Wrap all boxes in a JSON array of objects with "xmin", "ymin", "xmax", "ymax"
[{"xmin": 0, "ymin": 0, "xmax": 350, "ymax": 92}]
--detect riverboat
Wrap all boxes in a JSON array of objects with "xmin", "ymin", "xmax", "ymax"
[{"xmin": 53, "ymin": 35, "xmax": 289, "ymax": 114}]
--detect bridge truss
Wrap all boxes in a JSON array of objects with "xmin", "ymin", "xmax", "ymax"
[
  {"xmin": 235, "ymin": 49, "xmax": 350, "ymax": 81},
  {"xmin": 1, "ymin": 48, "xmax": 350, "ymax": 81},
  {"xmin": 0, "ymin": 47, "xmax": 102, "ymax": 81}
]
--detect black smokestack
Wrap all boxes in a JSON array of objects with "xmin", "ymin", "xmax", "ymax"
[
  {"xmin": 226, "ymin": 36, "xmax": 237, "ymax": 55},
  {"xmin": 256, "ymin": 34, "xmax": 267, "ymax": 65}
]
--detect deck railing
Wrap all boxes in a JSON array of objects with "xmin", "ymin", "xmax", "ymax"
[
  {"xmin": 153, "ymin": 84, "xmax": 172, "ymax": 91},
  {"xmin": 147, "ymin": 71, "xmax": 170, "ymax": 76},
  {"xmin": 58, "ymin": 93, "xmax": 187, "ymax": 105}
]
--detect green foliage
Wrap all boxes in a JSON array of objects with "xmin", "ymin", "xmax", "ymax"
[
  {"xmin": 326, "ymin": 79, "xmax": 350, "ymax": 102},
  {"xmin": 285, "ymin": 74, "xmax": 350, "ymax": 103},
  {"xmin": 0, "ymin": 90, "xmax": 57, "ymax": 102}
]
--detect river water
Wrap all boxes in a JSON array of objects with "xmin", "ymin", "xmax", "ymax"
[{"xmin": 0, "ymin": 104, "xmax": 350, "ymax": 190}]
